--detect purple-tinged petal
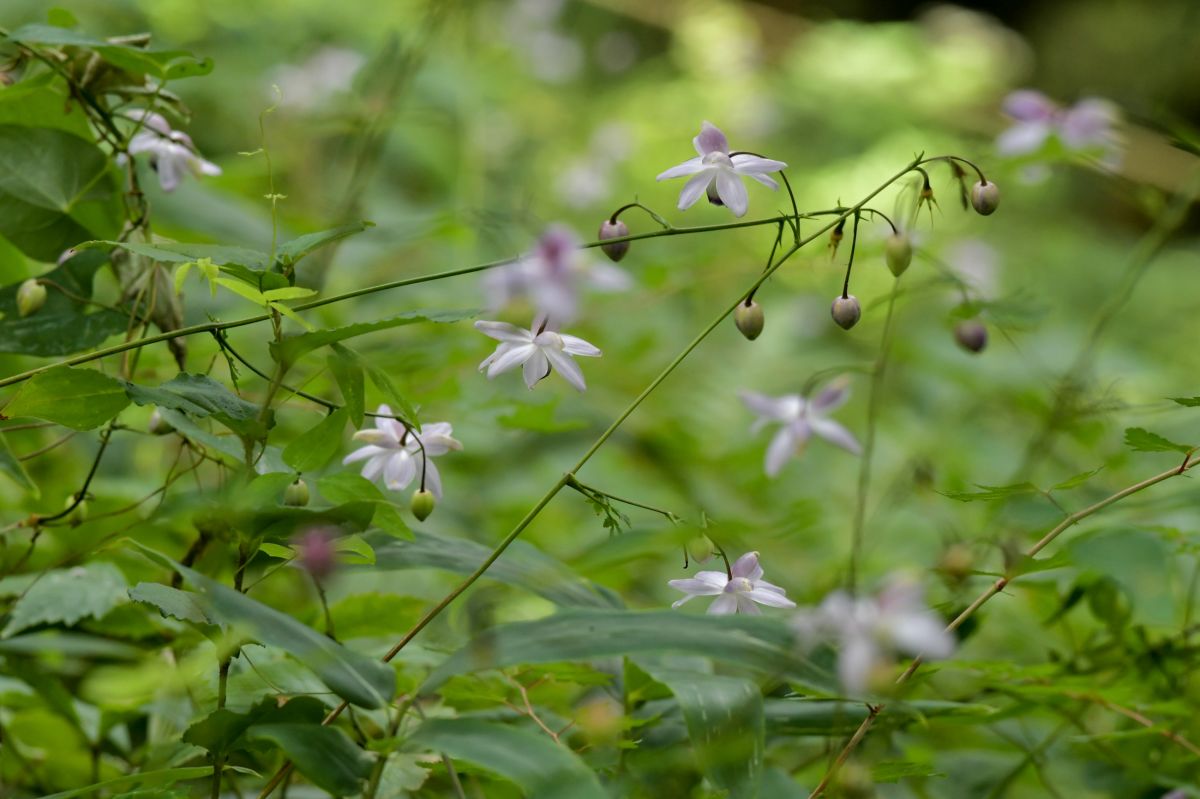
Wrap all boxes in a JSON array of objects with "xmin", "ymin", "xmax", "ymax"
[
  {"xmin": 731, "ymin": 551, "xmax": 763, "ymax": 580},
  {"xmin": 1059, "ymin": 98, "xmax": 1117, "ymax": 149},
  {"xmin": 421, "ymin": 457, "xmax": 444, "ymax": 500},
  {"xmin": 475, "ymin": 320, "xmax": 532, "ymax": 343},
  {"xmin": 838, "ymin": 633, "xmax": 879, "ymax": 694},
  {"xmin": 668, "ymin": 577, "xmax": 726, "ymax": 597},
  {"xmin": 730, "ymin": 154, "xmax": 787, "ymax": 174},
  {"xmin": 521, "ymin": 348, "xmax": 550, "ymax": 389},
  {"xmin": 676, "ymin": 170, "xmax": 715, "ymax": 210},
  {"xmin": 996, "ymin": 121, "xmax": 1052, "ymax": 156},
  {"xmin": 693, "ymin": 121, "xmax": 730, "ymax": 156},
  {"xmin": 735, "ymin": 595, "xmax": 763, "ymax": 615},
  {"xmin": 707, "ymin": 593, "xmax": 739, "ymax": 615},
  {"xmin": 656, "ymin": 156, "xmax": 707, "ymax": 181},
  {"xmin": 745, "ymin": 172, "xmax": 779, "ymax": 190},
  {"xmin": 544, "ymin": 347, "xmax": 587, "ymax": 392},
  {"xmin": 715, "ymin": 170, "xmax": 749, "ymax": 217},
  {"xmin": 740, "ymin": 391, "xmax": 804, "ymax": 423},
  {"xmin": 746, "ymin": 587, "xmax": 796, "ymax": 608},
  {"xmin": 809, "ymin": 417, "xmax": 861, "ymax": 455},
  {"xmin": 810, "ymin": 379, "xmax": 850, "ymax": 413},
  {"xmin": 1003, "ymin": 89, "xmax": 1057, "ymax": 122}
]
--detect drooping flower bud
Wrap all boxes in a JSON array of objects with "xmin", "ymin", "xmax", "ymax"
[
  {"xmin": 597, "ymin": 219, "xmax": 630, "ymax": 262},
  {"xmin": 16, "ymin": 279, "xmax": 46, "ymax": 318},
  {"xmin": 63, "ymin": 493, "xmax": 88, "ymax": 527},
  {"xmin": 733, "ymin": 300, "xmax": 764, "ymax": 340},
  {"xmin": 954, "ymin": 320, "xmax": 988, "ymax": 353},
  {"xmin": 831, "ymin": 295, "xmax": 861, "ymax": 330},
  {"xmin": 148, "ymin": 408, "xmax": 175, "ymax": 436},
  {"xmin": 284, "ymin": 478, "xmax": 310, "ymax": 507},
  {"xmin": 884, "ymin": 233, "xmax": 912, "ymax": 277},
  {"xmin": 296, "ymin": 527, "xmax": 337, "ymax": 580},
  {"xmin": 970, "ymin": 180, "xmax": 1000, "ymax": 216},
  {"xmin": 686, "ymin": 534, "xmax": 715, "ymax": 564},
  {"xmin": 411, "ymin": 488, "xmax": 436, "ymax": 521}
]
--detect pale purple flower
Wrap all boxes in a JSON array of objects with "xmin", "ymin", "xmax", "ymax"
[
  {"xmin": 669, "ymin": 551, "xmax": 796, "ymax": 615},
  {"xmin": 342, "ymin": 405, "xmax": 462, "ymax": 499},
  {"xmin": 483, "ymin": 225, "xmax": 630, "ymax": 321},
  {"xmin": 996, "ymin": 90, "xmax": 1119, "ymax": 165},
  {"xmin": 271, "ymin": 47, "xmax": 365, "ymax": 110},
  {"xmin": 124, "ymin": 110, "xmax": 221, "ymax": 193},
  {"xmin": 295, "ymin": 527, "xmax": 338, "ymax": 580},
  {"xmin": 656, "ymin": 121, "xmax": 786, "ymax": 217},
  {"xmin": 793, "ymin": 576, "xmax": 955, "ymax": 694},
  {"xmin": 475, "ymin": 316, "xmax": 601, "ymax": 392},
  {"xmin": 740, "ymin": 379, "xmax": 861, "ymax": 478}
]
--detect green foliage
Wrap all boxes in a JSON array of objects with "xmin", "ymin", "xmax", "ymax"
[
  {"xmin": 4, "ymin": 367, "xmax": 129, "ymax": 429},
  {"xmin": 2, "ymin": 562, "xmax": 128, "ymax": 637},
  {"xmin": 125, "ymin": 372, "xmax": 271, "ymax": 439},
  {"xmin": 0, "ymin": 251, "xmax": 126, "ymax": 356},
  {"xmin": 270, "ymin": 309, "xmax": 476, "ymax": 365},
  {"xmin": 1123, "ymin": 426, "xmax": 1194, "ymax": 454},
  {"xmin": 6, "ymin": 24, "xmax": 213, "ymax": 80}
]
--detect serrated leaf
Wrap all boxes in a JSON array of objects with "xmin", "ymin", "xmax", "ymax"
[
  {"xmin": 1124, "ymin": 427, "xmax": 1193, "ymax": 454},
  {"xmin": 409, "ymin": 718, "xmax": 605, "ymax": 799},
  {"xmin": 128, "ymin": 582, "xmax": 212, "ymax": 625},
  {"xmin": 1051, "ymin": 467, "xmax": 1104, "ymax": 491},
  {"xmin": 2, "ymin": 562, "xmax": 128, "ymax": 637},
  {"xmin": 124, "ymin": 373, "xmax": 268, "ymax": 440},
  {"xmin": 133, "ymin": 543, "xmax": 395, "ymax": 708},
  {"xmin": 282, "ymin": 409, "xmax": 347, "ymax": 473},
  {"xmin": 939, "ymin": 482, "xmax": 1040, "ymax": 502},
  {"xmin": 247, "ymin": 723, "xmax": 373, "ymax": 795},
  {"xmin": 4, "ymin": 366, "xmax": 130, "ymax": 430},
  {"xmin": 270, "ymin": 309, "xmax": 476, "ymax": 365}
]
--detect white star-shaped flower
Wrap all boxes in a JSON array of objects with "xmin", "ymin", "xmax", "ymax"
[
  {"xmin": 740, "ymin": 378, "xmax": 861, "ymax": 478},
  {"xmin": 793, "ymin": 576, "xmax": 955, "ymax": 694},
  {"xmin": 124, "ymin": 110, "xmax": 221, "ymax": 193},
  {"xmin": 669, "ymin": 551, "xmax": 796, "ymax": 615},
  {"xmin": 475, "ymin": 316, "xmax": 601, "ymax": 392},
  {"xmin": 342, "ymin": 405, "xmax": 462, "ymax": 498},
  {"xmin": 655, "ymin": 121, "xmax": 786, "ymax": 217}
]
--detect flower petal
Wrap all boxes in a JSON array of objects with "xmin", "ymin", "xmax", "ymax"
[
  {"xmin": 421, "ymin": 456, "xmax": 444, "ymax": 500},
  {"xmin": 765, "ymin": 423, "xmax": 805, "ymax": 477},
  {"xmin": 746, "ymin": 172, "xmax": 779, "ymax": 190},
  {"xmin": 668, "ymin": 577, "xmax": 726, "ymax": 597},
  {"xmin": 656, "ymin": 156, "xmax": 706, "ymax": 181},
  {"xmin": 560, "ymin": 334, "xmax": 601, "ymax": 357},
  {"xmin": 343, "ymin": 444, "xmax": 386, "ymax": 465},
  {"xmin": 996, "ymin": 121, "xmax": 1051, "ymax": 156},
  {"xmin": 676, "ymin": 170, "xmax": 715, "ymax": 210},
  {"xmin": 474, "ymin": 320, "xmax": 532, "ymax": 343},
  {"xmin": 486, "ymin": 342, "xmax": 537, "ymax": 378},
  {"xmin": 810, "ymin": 379, "xmax": 850, "ymax": 413},
  {"xmin": 731, "ymin": 154, "xmax": 787, "ymax": 174},
  {"xmin": 522, "ymin": 348, "xmax": 550, "ymax": 389},
  {"xmin": 360, "ymin": 452, "xmax": 390, "ymax": 482},
  {"xmin": 714, "ymin": 170, "xmax": 749, "ymax": 217},
  {"xmin": 693, "ymin": 121, "xmax": 729, "ymax": 156},
  {"xmin": 735, "ymin": 595, "xmax": 763, "ymax": 615},
  {"xmin": 544, "ymin": 347, "xmax": 587, "ymax": 392},
  {"xmin": 707, "ymin": 593, "xmax": 739, "ymax": 615},
  {"xmin": 838, "ymin": 633, "xmax": 879, "ymax": 694},
  {"xmin": 746, "ymin": 586, "xmax": 797, "ymax": 609},
  {"xmin": 731, "ymin": 551, "xmax": 763, "ymax": 580},
  {"xmin": 810, "ymin": 417, "xmax": 862, "ymax": 455},
  {"xmin": 740, "ymin": 391, "xmax": 803, "ymax": 422},
  {"xmin": 384, "ymin": 451, "xmax": 417, "ymax": 492}
]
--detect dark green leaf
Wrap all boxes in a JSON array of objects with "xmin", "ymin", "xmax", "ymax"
[
  {"xmin": 282, "ymin": 409, "xmax": 347, "ymax": 473},
  {"xmin": 765, "ymin": 699, "xmax": 994, "ymax": 735},
  {"xmin": 0, "ymin": 251, "xmax": 126, "ymax": 356},
  {"xmin": 1171, "ymin": 397, "xmax": 1200, "ymax": 407},
  {"xmin": 2, "ymin": 562, "xmax": 128, "ymax": 637},
  {"xmin": 39, "ymin": 767, "xmax": 215, "ymax": 799},
  {"xmin": 275, "ymin": 221, "xmax": 375, "ymax": 265},
  {"xmin": 134, "ymin": 544, "xmax": 395, "ymax": 708},
  {"xmin": 1051, "ymin": 467, "xmax": 1104, "ymax": 491},
  {"xmin": 128, "ymin": 582, "xmax": 212, "ymax": 625},
  {"xmin": 871, "ymin": 760, "xmax": 945, "ymax": 782},
  {"xmin": 88, "ymin": 240, "xmax": 270, "ymax": 270},
  {"xmin": 124, "ymin": 373, "xmax": 271, "ymax": 440},
  {"xmin": 6, "ymin": 25, "xmax": 213, "ymax": 81},
  {"xmin": 316, "ymin": 472, "xmax": 410, "ymax": 538},
  {"xmin": 271, "ymin": 309, "xmax": 476, "ymax": 366},
  {"xmin": 1124, "ymin": 427, "xmax": 1194, "ymax": 454},
  {"xmin": 182, "ymin": 695, "xmax": 325, "ymax": 758},
  {"xmin": 246, "ymin": 723, "xmax": 373, "ymax": 795},
  {"xmin": 0, "ymin": 433, "xmax": 37, "ymax": 495},
  {"xmin": 4, "ymin": 366, "xmax": 130, "ymax": 430},
  {"xmin": 328, "ymin": 344, "xmax": 364, "ymax": 426},
  {"xmin": 939, "ymin": 482, "xmax": 1039, "ymax": 502},
  {"xmin": 365, "ymin": 362, "xmax": 419, "ymax": 426},
  {"xmin": 408, "ymin": 718, "xmax": 606, "ymax": 799},
  {"xmin": 0, "ymin": 73, "xmax": 91, "ymax": 137}
]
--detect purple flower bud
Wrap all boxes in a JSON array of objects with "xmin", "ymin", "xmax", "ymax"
[
  {"xmin": 597, "ymin": 219, "xmax": 630, "ymax": 262},
  {"xmin": 734, "ymin": 299, "xmax": 764, "ymax": 340},
  {"xmin": 296, "ymin": 527, "xmax": 337, "ymax": 580},
  {"xmin": 970, "ymin": 181, "xmax": 1000, "ymax": 216},
  {"xmin": 954, "ymin": 321, "xmax": 988, "ymax": 353},
  {"xmin": 884, "ymin": 233, "xmax": 912, "ymax": 277},
  {"xmin": 831, "ymin": 295, "xmax": 861, "ymax": 330}
]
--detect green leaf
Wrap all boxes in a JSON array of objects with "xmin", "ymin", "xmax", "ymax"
[
  {"xmin": 247, "ymin": 723, "xmax": 374, "ymax": 795},
  {"xmin": 89, "ymin": 239, "xmax": 272, "ymax": 271},
  {"xmin": 366, "ymin": 363, "xmax": 419, "ymax": 427},
  {"xmin": 765, "ymin": 698, "xmax": 995, "ymax": 735},
  {"xmin": 1124, "ymin": 427, "xmax": 1194, "ymax": 454},
  {"xmin": 124, "ymin": 373, "xmax": 271, "ymax": 440},
  {"xmin": 1171, "ymin": 397, "xmax": 1200, "ymax": 407},
  {"xmin": 1070, "ymin": 527, "xmax": 1174, "ymax": 627},
  {"xmin": 275, "ymin": 221, "xmax": 375, "ymax": 266},
  {"xmin": 134, "ymin": 544, "xmax": 395, "ymax": 708},
  {"xmin": 328, "ymin": 345, "xmax": 364, "ymax": 426},
  {"xmin": 871, "ymin": 760, "xmax": 945, "ymax": 782},
  {"xmin": 408, "ymin": 718, "xmax": 606, "ymax": 799},
  {"xmin": 639, "ymin": 663, "xmax": 764, "ymax": 799},
  {"xmin": 39, "ymin": 767, "xmax": 215, "ymax": 799},
  {"xmin": 236, "ymin": 501, "xmax": 376, "ymax": 545},
  {"xmin": 0, "ymin": 74, "xmax": 91, "ymax": 138},
  {"xmin": 0, "ymin": 250, "xmax": 126, "ymax": 356},
  {"xmin": 369, "ymin": 530, "xmax": 619, "ymax": 608},
  {"xmin": 182, "ymin": 695, "xmax": 326, "ymax": 758},
  {"xmin": 283, "ymin": 409, "xmax": 348, "ymax": 473},
  {"xmin": 271, "ymin": 309, "xmax": 476, "ymax": 366},
  {"xmin": 422, "ymin": 609, "xmax": 833, "ymax": 694},
  {"xmin": 6, "ymin": 25, "xmax": 213, "ymax": 81},
  {"xmin": 1051, "ymin": 467, "xmax": 1104, "ymax": 491},
  {"xmin": 2, "ymin": 562, "xmax": 128, "ymax": 637},
  {"xmin": 316, "ymin": 472, "xmax": 410, "ymax": 538},
  {"xmin": 0, "ymin": 433, "xmax": 37, "ymax": 496},
  {"xmin": 0, "ymin": 125, "xmax": 119, "ymax": 260},
  {"xmin": 939, "ymin": 482, "xmax": 1040, "ymax": 502},
  {"xmin": 4, "ymin": 366, "xmax": 130, "ymax": 430},
  {"xmin": 128, "ymin": 582, "xmax": 212, "ymax": 625}
]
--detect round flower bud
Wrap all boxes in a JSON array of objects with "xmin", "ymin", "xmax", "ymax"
[
  {"xmin": 63, "ymin": 494, "xmax": 88, "ymax": 526},
  {"xmin": 296, "ymin": 527, "xmax": 337, "ymax": 580},
  {"xmin": 938, "ymin": 543, "xmax": 974, "ymax": 584},
  {"xmin": 970, "ymin": 180, "xmax": 1000, "ymax": 216},
  {"xmin": 686, "ymin": 534, "xmax": 715, "ymax": 564},
  {"xmin": 597, "ymin": 219, "xmax": 630, "ymax": 262},
  {"xmin": 954, "ymin": 321, "xmax": 988, "ymax": 353},
  {"xmin": 148, "ymin": 408, "xmax": 174, "ymax": 436},
  {"xmin": 411, "ymin": 489, "xmax": 436, "ymax": 521},
  {"xmin": 831, "ymin": 295, "xmax": 861, "ymax": 330},
  {"xmin": 733, "ymin": 300, "xmax": 764, "ymax": 341},
  {"xmin": 884, "ymin": 233, "xmax": 912, "ymax": 277},
  {"xmin": 284, "ymin": 478, "xmax": 310, "ymax": 507},
  {"xmin": 16, "ymin": 279, "xmax": 47, "ymax": 318}
]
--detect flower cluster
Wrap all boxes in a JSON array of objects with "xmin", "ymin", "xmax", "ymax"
[
  {"xmin": 343, "ymin": 405, "xmax": 462, "ymax": 500},
  {"xmin": 656, "ymin": 121, "xmax": 786, "ymax": 218}
]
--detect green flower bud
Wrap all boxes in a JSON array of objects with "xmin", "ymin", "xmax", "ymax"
[
  {"xmin": 733, "ymin": 300, "xmax": 764, "ymax": 340},
  {"xmin": 938, "ymin": 543, "xmax": 974, "ymax": 584},
  {"xmin": 148, "ymin": 408, "xmax": 175, "ymax": 436},
  {"xmin": 63, "ymin": 493, "xmax": 87, "ymax": 526},
  {"xmin": 16, "ymin": 279, "xmax": 46, "ymax": 318},
  {"xmin": 597, "ymin": 219, "xmax": 630, "ymax": 262},
  {"xmin": 970, "ymin": 180, "xmax": 1000, "ymax": 216},
  {"xmin": 831, "ymin": 295, "xmax": 861, "ymax": 330},
  {"xmin": 411, "ymin": 489, "xmax": 436, "ymax": 521},
  {"xmin": 686, "ymin": 534, "xmax": 715, "ymax": 564},
  {"xmin": 884, "ymin": 233, "xmax": 912, "ymax": 277},
  {"xmin": 954, "ymin": 320, "xmax": 988, "ymax": 353},
  {"xmin": 283, "ymin": 478, "xmax": 310, "ymax": 507}
]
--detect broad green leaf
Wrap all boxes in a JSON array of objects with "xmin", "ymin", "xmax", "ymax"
[
  {"xmin": 316, "ymin": 472, "xmax": 410, "ymax": 538},
  {"xmin": 155, "ymin": 408, "xmax": 286, "ymax": 473},
  {"xmin": 124, "ymin": 372, "xmax": 270, "ymax": 439},
  {"xmin": 369, "ymin": 530, "xmax": 619, "ymax": 608},
  {"xmin": 134, "ymin": 544, "xmax": 395, "ymax": 708},
  {"xmin": 497, "ymin": 396, "xmax": 588, "ymax": 433},
  {"xmin": 940, "ymin": 482, "xmax": 1040, "ymax": 502},
  {"xmin": 275, "ymin": 221, "xmax": 375, "ymax": 265},
  {"xmin": 283, "ymin": 409, "xmax": 348, "ymax": 473},
  {"xmin": 366, "ymin": 362, "xmax": 419, "ymax": 427},
  {"xmin": 373, "ymin": 753, "xmax": 431, "ymax": 797},
  {"xmin": 422, "ymin": 609, "xmax": 833, "ymax": 694},
  {"xmin": 4, "ymin": 366, "xmax": 130, "ymax": 430},
  {"xmin": 0, "ymin": 433, "xmax": 37, "ymax": 495},
  {"xmin": 0, "ymin": 631, "xmax": 141, "ymax": 659},
  {"xmin": 128, "ymin": 583, "xmax": 212, "ymax": 625},
  {"xmin": 182, "ymin": 695, "xmax": 326, "ymax": 758},
  {"xmin": 1171, "ymin": 397, "xmax": 1200, "ymax": 407},
  {"xmin": 234, "ymin": 501, "xmax": 376, "ymax": 544},
  {"xmin": 261, "ymin": 286, "xmax": 316, "ymax": 302},
  {"xmin": 39, "ymin": 767, "xmax": 215, "ymax": 799},
  {"xmin": 409, "ymin": 718, "xmax": 606, "ymax": 799},
  {"xmin": 765, "ymin": 698, "xmax": 994, "ymax": 735},
  {"xmin": 2, "ymin": 562, "xmax": 128, "ymax": 637},
  {"xmin": 246, "ymin": 723, "xmax": 374, "ymax": 795},
  {"xmin": 271, "ymin": 309, "xmax": 477, "ymax": 365},
  {"xmin": 0, "ymin": 125, "xmax": 119, "ymax": 260},
  {"xmin": 1124, "ymin": 427, "xmax": 1193, "ymax": 454},
  {"xmin": 0, "ymin": 74, "xmax": 91, "ymax": 137},
  {"xmin": 328, "ymin": 344, "xmax": 364, "ymax": 425},
  {"xmin": 1070, "ymin": 527, "xmax": 1174, "ymax": 627},
  {"xmin": 89, "ymin": 240, "xmax": 271, "ymax": 270},
  {"xmin": 6, "ymin": 25, "xmax": 213, "ymax": 81},
  {"xmin": 0, "ymin": 250, "xmax": 126, "ymax": 356},
  {"xmin": 640, "ymin": 663, "xmax": 764, "ymax": 799}
]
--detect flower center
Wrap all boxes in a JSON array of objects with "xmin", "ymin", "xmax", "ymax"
[
  {"xmin": 533, "ymin": 331, "xmax": 564, "ymax": 351},
  {"xmin": 725, "ymin": 577, "xmax": 753, "ymax": 594},
  {"xmin": 702, "ymin": 151, "xmax": 733, "ymax": 169}
]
